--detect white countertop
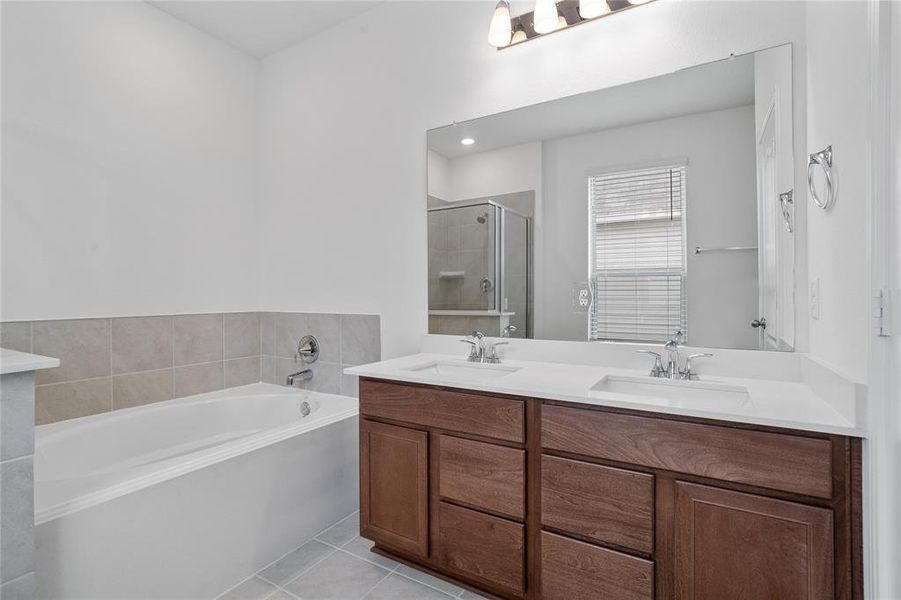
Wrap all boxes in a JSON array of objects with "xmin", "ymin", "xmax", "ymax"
[
  {"xmin": 0, "ymin": 348, "xmax": 60, "ymax": 375},
  {"xmin": 345, "ymin": 353, "xmax": 864, "ymax": 437}
]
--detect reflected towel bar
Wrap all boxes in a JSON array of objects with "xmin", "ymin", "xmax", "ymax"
[{"xmin": 694, "ymin": 245, "xmax": 758, "ymax": 254}]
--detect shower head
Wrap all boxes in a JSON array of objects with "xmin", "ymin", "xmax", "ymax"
[{"xmin": 476, "ymin": 212, "xmax": 488, "ymax": 224}]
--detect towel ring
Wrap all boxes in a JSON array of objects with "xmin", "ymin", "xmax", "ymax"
[{"xmin": 808, "ymin": 145, "xmax": 834, "ymax": 210}]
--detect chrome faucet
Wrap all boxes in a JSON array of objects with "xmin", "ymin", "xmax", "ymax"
[
  {"xmin": 483, "ymin": 340, "xmax": 508, "ymax": 364},
  {"xmin": 663, "ymin": 331, "xmax": 685, "ymax": 378},
  {"xmin": 636, "ymin": 332, "xmax": 714, "ymax": 380},
  {"xmin": 286, "ymin": 369, "xmax": 313, "ymax": 387},
  {"xmin": 460, "ymin": 331, "xmax": 484, "ymax": 362}
]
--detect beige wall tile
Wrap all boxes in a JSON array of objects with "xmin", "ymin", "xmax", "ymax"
[
  {"xmin": 35, "ymin": 378, "xmax": 111, "ymax": 425},
  {"xmin": 276, "ymin": 312, "xmax": 308, "ymax": 358},
  {"xmin": 225, "ymin": 357, "xmax": 260, "ymax": 388},
  {"xmin": 261, "ymin": 355, "xmax": 277, "ymax": 384},
  {"xmin": 0, "ymin": 322, "xmax": 31, "ymax": 353},
  {"xmin": 174, "ymin": 314, "xmax": 223, "ymax": 366},
  {"xmin": 260, "ymin": 313, "xmax": 276, "ymax": 355},
  {"xmin": 33, "ymin": 319, "xmax": 110, "ymax": 385},
  {"xmin": 174, "ymin": 362, "xmax": 223, "ymax": 398},
  {"xmin": 112, "ymin": 369, "xmax": 173, "ymax": 410},
  {"xmin": 306, "ymin": 362, "xmax": 340, "ymax": 394},
  {"xmin": 340, "ymin": 314, "xmax": 381, "ymax": 365},
  {"xmin": 225, "ymin": 312, "xmax": 260, "ymax": 359},
  {"xmin": 112, "ymin": 316, "xmax": 173, "ymax": 374},
  {"xmin": 306, "ymin": 313, "xmax": 340, "ymax": 363}
]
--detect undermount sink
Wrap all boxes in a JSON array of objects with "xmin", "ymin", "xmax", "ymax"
[
  {"xmin": 404, "ymin": 361, "xmax": 521, "ymax": 383},
  {"xmin": 590, "ymin": 375, "xmax": 751, "ymax": 408}
]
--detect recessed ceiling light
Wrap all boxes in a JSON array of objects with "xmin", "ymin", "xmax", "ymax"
[{"xmin": 461, "ymin": 137, "xmax": 475, "ymax": 146}]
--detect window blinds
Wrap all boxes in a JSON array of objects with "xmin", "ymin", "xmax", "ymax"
[{"xmin": 589, "ymin": 165, "xmax": 687, "ymax": 343}]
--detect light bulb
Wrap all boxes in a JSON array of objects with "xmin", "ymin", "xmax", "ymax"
[
  {"xmin": 461, "ymin": 138, "xmax": 475, "ymax": 146},
  {"xmin": 533, "ymin": 0, "xmax": 559, "ymax": 34},
  {"xmin": 511, "ymin": 24, "xmax": 527, "ymax": 44},
  {"xmin": 488, "ymin": 1, "xmax": 512, "ymax": 48},
  {"xmin": 579, "ymin": 0, "xmax": 610, "ymax": 19},
  {"xmin": 557, "ymin": 15, "xmax": 567, "ymax": 29}
]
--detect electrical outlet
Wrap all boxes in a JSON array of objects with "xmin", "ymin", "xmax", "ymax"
[
  {"xmin": 572, "ymin": 283, "xmax": 593, "ymax": 313},
  {"xmin": 810, "ymin": 277, "xmax": 821, "ymax": 320}
]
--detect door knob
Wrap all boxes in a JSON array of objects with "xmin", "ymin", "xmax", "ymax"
[{"xmin": 751, "ymin": 318, "xmax": 767, "ymax": 330}]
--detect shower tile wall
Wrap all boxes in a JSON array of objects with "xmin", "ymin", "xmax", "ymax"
[
  {"xmin": 0, "ymin": 311, "xmax": 380, "ymax": 424},
  {"xmin": 428, "ymin": 204, "xmax": 494, "ymax": 311}
]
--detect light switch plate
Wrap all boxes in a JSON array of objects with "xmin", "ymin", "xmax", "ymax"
[{"xmin": 810, "ymin": 278, "xmax": 821, "ymax": 320}]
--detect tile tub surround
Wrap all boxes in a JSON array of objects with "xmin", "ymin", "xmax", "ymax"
[
  {"xmin": 0, "ymin": 351, "xmax": 58, "ymax": 600},
  {"xmin": 1, "ymin": 311, "xmax": 380, "ymax": 424},
  {"xmin": 216, "ymin": 512, "xmax": 489, "ymax": 600},
  {"xmin": 260, "ymin": 312, "xmax": 380, "ymax": 398}
]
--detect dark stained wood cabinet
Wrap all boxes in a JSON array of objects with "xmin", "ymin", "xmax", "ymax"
[
  {"xmin": 674, "ymin": 482, "xmax": 834, "ymax": 600},
  {"xmin": 359, "ymin": 419, "xmax": 429, "ymax": 558},
  {"xmin": 358, "ymin": 377, "xmax": 862, "ymax": 600}
]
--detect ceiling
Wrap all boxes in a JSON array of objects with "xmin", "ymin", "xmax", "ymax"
[
  {"xmin": 429, "ymin": 53, "xmax": 757, "ymax": 159},
  {"xmin": 149, "ymin": 1, "xmax": 381, "ymax": 58}
]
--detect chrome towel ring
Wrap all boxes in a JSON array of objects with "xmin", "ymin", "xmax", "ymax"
[{"xmin": 808, "ymin": 145, "xmax": 835, "ymax": 210}]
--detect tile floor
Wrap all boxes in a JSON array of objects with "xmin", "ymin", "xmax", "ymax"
[{"xmin": 216, "ymin": 512, "xmax": 490, "ymax": 600}]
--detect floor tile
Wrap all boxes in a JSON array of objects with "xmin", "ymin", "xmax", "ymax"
[
  {"xmin": 364, "ymin": 573, "xmax": 456, "ymax": 599},
  {"xmin": 315, "ymin": 511, "xmax": 360, "ymax": 547},
  {"xmin": 266, "ymin": 591, "xmax": 298, "ymax": 600},
  {"xmin": 284, "ymin": 551, "xmax": 390, "ymax": 600},
  {"xmin": 459, "ymin": 590, "xmax": 491, "ymax": 599},
  {"xmin": 259, "ymin": 540, "xmax": 335, "ymax": 586},
  {"xmin": 218, "ymin": 576, "xmax": 278, "ymax": 600},
  {"xmin": 341, "ymin": 537, "xmax": 399, "ymax": 570},
  {"xmin": 394, "ymin": 565, "xmax": 464, "ymax": 596}
]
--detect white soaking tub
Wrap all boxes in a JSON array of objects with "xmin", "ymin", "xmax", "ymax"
[{"xmin": 33, "ymin": 383, "xmax": 359, "ymax": 599}]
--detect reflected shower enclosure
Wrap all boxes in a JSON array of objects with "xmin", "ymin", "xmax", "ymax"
[{"xmin": 427, "ymin": 197, "xmax": 532, "ymax": 338}]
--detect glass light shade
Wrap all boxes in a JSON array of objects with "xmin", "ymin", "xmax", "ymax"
[
  {"xmin": 579, "ymin": 0, "xmax": 610, "ymax": 19},
  {"xmin": 511, "ymin": 24, "xmax": 527, "ymax": 44},
  {"xmin": 533, "ymin": 0, "xmax": 559, "ymax": 34},
  {"xmin": 630, "ymin": 0, "xmax": 652, "ymax": 4},
  {"xmin": 488, "ymin": 1, "xmax": 512, "ymax": 47}
]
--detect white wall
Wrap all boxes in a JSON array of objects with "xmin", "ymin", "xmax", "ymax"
[
  {"xmin": 444, "ymin": 142, "xmax": 540, "ymax": 202},
  {"xmin": 805, "ymin": 2, "xmax": 870, "ymax": 383},
  {"xmin": 1, "ymin": 1, "xmax": 259, "ymax": 321},
  {"xmin": 257, "ymin": 0, "xmax": 810, "ymax": 358},
  {"xmin": 539, "ymin": 106, "xmax": 759, "ymax": 348},
  {"xmin": 427, "ymin": 150, "xmax": 450, "ymax": 201}
]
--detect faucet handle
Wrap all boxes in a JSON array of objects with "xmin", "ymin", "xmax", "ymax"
[
  {"xmin": 483, "ymin": 340, "xmax": 507, "ymax": 364},
  {"xmin": 468, "ymin": 331, "xmax": 484, "ymax": 340},
  {"xmin": 460, "ymin": 338, "xmax": 481, "ymax": 362},
  {"xmin": 636, "ymin": 350, "xmax": 665, "ymax": 377},
  {"xmin": 682, "ymin": 353, "xmax": 714, "ymax": 380}
]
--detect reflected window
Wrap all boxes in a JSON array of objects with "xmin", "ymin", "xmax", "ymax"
[{"xmin": 589, "ymin": 165, "xmax": 687, "ymax": 343}]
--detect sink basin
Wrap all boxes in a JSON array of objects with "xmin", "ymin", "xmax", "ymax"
[
  {"xmin": 404, "ymin": 361, "xmax": 520, "ymax": 383},
  {"xmin": 590, "ymin": 375, "xmax": 751, "ymax": 408}
]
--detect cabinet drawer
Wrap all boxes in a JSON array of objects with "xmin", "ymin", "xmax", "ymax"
[
  {"xmin": 361, "ymin": 379, "xmax": 524, "ymax": 442},
  {"xmin": 541, "ymin": 531, "xmax": 653, "ymax": 600},
  {"xmin": 542, "ymin": 404, "xmax": 833, "ymax": 498},
  {"xmin": 437, "ymin": 502, "xmax": 525, "ymax": 596},
  {"xmin": 439, "ymin": 435, "xmax": 525, "ymax": 520},
  {"xmin": 541, "ymin": 455, "xmax": 654, "ymax": 554}
]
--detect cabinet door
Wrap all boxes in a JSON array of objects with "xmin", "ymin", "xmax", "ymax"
[
  {"xmin": 360, "ymin": 419, "xmax": 429, "ymax": 558},
  {"xmin": 674, "ymin": 482, "xmax": 834, "ymax": 600}
]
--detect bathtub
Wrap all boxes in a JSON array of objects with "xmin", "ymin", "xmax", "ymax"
[{"xmin": 33, "ymin": 383, "xmax": 359, "ymax": 599}]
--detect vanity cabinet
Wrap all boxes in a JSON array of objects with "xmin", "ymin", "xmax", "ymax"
[{"xmin": 358, "ymin": 378, "xmax": 862, "ymax": 600}]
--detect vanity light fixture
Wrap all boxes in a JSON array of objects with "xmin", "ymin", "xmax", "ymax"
[
  {"xmin": 533, "ymin": 0, "xmax": 560, "ymax": 34},
  {"xmin": 461, "ymin": 137, "xmax": 476, "ymax": 146},
  {"xmin": 579, "ymin": 0, "xmax": 611, "ymax": 19},
  {"xmin": 490, "ymin": 0, "xmax": 656, "ymax": 49},
  {"xmin": 488, "ymin": 1, "xmax": 512, "ymax": 48}
]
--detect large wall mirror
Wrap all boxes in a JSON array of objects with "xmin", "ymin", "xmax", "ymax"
[{"xmin": 427, "ymin": 44, "xmax": 796, "ymax": 351}]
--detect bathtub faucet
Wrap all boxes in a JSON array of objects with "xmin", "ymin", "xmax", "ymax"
[{"xmin": 286, "ymin": 369, "xmax": 313, "ymax": 387}]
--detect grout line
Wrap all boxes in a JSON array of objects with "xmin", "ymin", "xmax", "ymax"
[
  {"xmin": 356, "ymin": 570, "xmax": 393, "ymax": 600},
  {"xmin": 391, "ymin": 569, "xmax": 461, "ymax": 598}
]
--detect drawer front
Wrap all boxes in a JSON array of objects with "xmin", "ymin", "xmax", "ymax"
[
  {"xmin": 437, "ymin": 502, "xmax": 525, "ymax": 596},
  {"xmin": 541, "ymin": 455, "xmax": 654, "ymax": 554},
  {"xmin": 541, "ymin": 531, "xmax": 654, "ymax": 600},
  {"xmin": 361, "ymin": 379, "xmax": 524, "ymax": 442},
  {"xmin": 542, "ymin": 404, "xmax": 833, "ymax": 498},
  {"xmin": 439, "ymin": 435, "xmax": 525, "ymax": 520}
]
